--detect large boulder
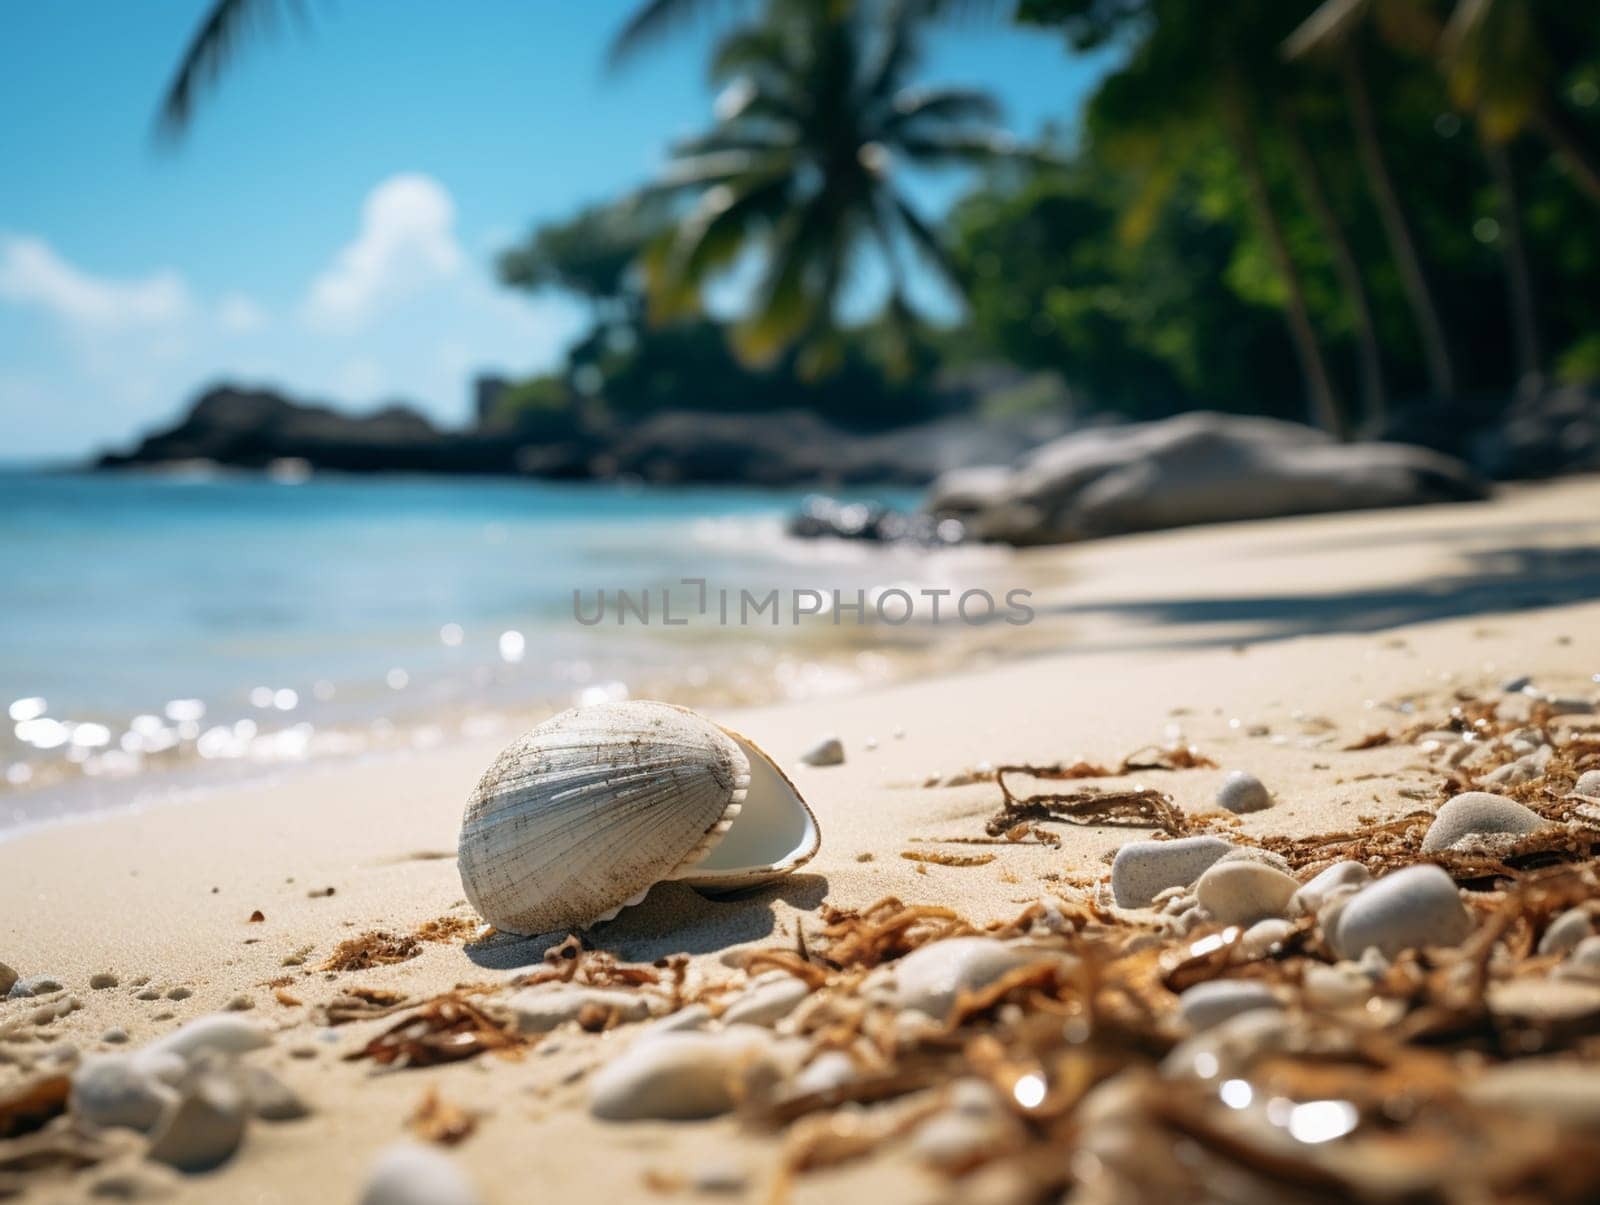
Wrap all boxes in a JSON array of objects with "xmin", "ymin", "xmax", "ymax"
[{"xmin": 927, "ymin": 411, "xmax": 1489, "ymax": 545}]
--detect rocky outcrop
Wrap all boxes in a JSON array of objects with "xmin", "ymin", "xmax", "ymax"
[{"xmin": 926, "ymin": 412, "xmax": 1489, "ymax": 546}]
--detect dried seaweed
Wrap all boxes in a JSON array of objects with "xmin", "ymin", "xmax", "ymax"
[
  {"xmin": 322, "ymin": 985, "xmax": 411, "ymax": 1026},
  {"xmin": 407, "ymin": 1088, "xmax": 477, "ymax": 1145},
  {"xmin": 320, "ymin": 930, "xmax": 423, "ymax": 972},
  {"xmin": 987, "ymin": 766, "xmax": 1190, "ymax": 838},
  {"xmin": 346, "ymin": 992, "xmax": 525, "ymax": 1068},
  {"xmin": 899, "ymin": 850, "xmax": 997, "ymax": 868}
]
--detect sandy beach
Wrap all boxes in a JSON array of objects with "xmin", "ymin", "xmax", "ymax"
[{"xmin": 3, "ymin": 479, "xmax": 1599, "ymax": 1203}]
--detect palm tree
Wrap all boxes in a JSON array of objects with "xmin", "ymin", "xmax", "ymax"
[
  {"xmin": 639, "ymin": 0, "xmax": 1017, "ymax": 374},
  {"xmin": 1284, "ymin": 5, "xmax": 1461, "ymax": 400},
  {"xmin": 156, "ymin": 0, "xmax": 311, "ymax": 139}
]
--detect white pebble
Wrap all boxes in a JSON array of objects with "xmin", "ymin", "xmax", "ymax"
[
  {"xmin": 1216, "ymin": 771, "xmax": 1271, "ymax": 814},
  {"xmin": 589, "ymin": 1028, "xmax": 776, "ymax": 1121},
  {"xmin": 1573, "ymin": 770, "xmax": 1600, "ymax": 798},
  {"xmin": 1465, "ymin": 1060, "xmax": 1600, "ymax": 1127},
  {"xmin": 1538, "ymin": 908, "xmax": 1595, "ymax": 956},
  {"xmin": 147, "ymin": 1014, "xmax": 271, "ymax": 1063},
  {"xmin": 792, "ymin": 1051, "xmax": 857, "ymax": 1097},
  {"xmin": 910, "ymin": 1110, "xmax": 1007, "ymax": 1169},
  {"xmin": 1289, "ymin": 861, "xmax": 1370, "ymax": 916},
  {"xmin": 146, "ymin": 1072, "xmax": 249, "ymax": 1172},
  {"xmin": 1302, "ymin": 963, "xmax": 1373, "ymax": 1009},
  {"xmin": 506, "ymin": 984, "xmax": 659, "ymax": 1034},
  {"xmin": 721, "ymin": 975, "xmax": 808, "ymax": 1027},
  {"xmin": 890, "ymin": 937, "xmax": 1038, "ymax": 1019},
  {"xmin": 359, "ymin": 1144, "xmax": 483, "ymax": 1205},
  {"xmin": 1557, "ymin": 935, "xmax": 1600, "ymax": 983},
  {"xmin": 1177, "ymin": 980, "xmax": 1279, "ymax": 1031},
  {"xmin": 1329, "ymin": 865, "xmax": 1473, "ymax": 960},
  {"xmin": 70, "ymin": 1055, "xmax": 179, "ymax": 1131},
  {"xmin": 1194, "ymin": 862, "xmax": 1299, "ymax": 925},
  {"xmin": 798, "ymin": 736, "xmax": 844, "ymax": 767},
  {"xmin": 1238, "ymin": 918, "xmax": 1296, "ymax": 960},
  {"xmin": 1110, "ymin": 837, "xmax": 1234, "ymax": 909},
  {"xmin": 1420, "ymin": 792, "xmax": 1548, "ymax": 852}
]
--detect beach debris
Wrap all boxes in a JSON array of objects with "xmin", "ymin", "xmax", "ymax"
[
  {"xmin": 1327, "ymin": 864, "xmax": 1473, "ymax": 959},
  {"xmin": 1215, "ymin": 770, "xmax": 1272, "ymax": 814},
  {"xmin": 722, "ymin": 975, "xmax": 808, "ymax": 1028},
  {"xmin": 589, "ymin": 1027, "xmax": 781, "ymax": 1121},
  {"xmin": 1193, "ymin": 861, "xmax": 1298, "ymax": 925},
  {"xmin": 407, "ymin": 1088, "xmax": 476, "ymax": 1146},
  {"xmin": 798, "ymin": 736, "xmax": 845, "ymax": 767},
  {"xmin": 89, "ymin": 973, "xmax": 118, "ymax": 990},
  {"xmin": 0, "ymin": 1075, "xmax": 70, "ymax": 1139},
  {"xmin": 321, "ymin": 931, "xmax": 422, "ymax": 972},
  {"xmin": 145, "ymin": 1067, "xmax": 248, "ymax": 1172},
  {"xmin": 7, "ymin": 975, "xmax": 64, "ymax": 1000},
  {"xmin": 347, "ymin": 994, "xmax": 525, "ymax": 1069},
  {"xmin": 1420, "ymin": 791, "xmax": 1550, "ymax": 852},
  {"xmin": 1176, "ymin": 980, "xmax": 1280, "ymax": 1031},
  {"xmin": 247, "ymin": 911, "xmax": 264, "ymax": 923},
  {"xmin": 1539, "ymin": 907, "xmax": 1596, "ymax": 955},
  {"xmin": 1110, "ymin": 837, "xmax": 1234, "ymax": 908},
  {"xmin": 358, "ymin": 1143, "xmax": 483, "ymax": 1205},
  {"xmin": 506, "ymin": 984, "xmax": 661, "ymax": 1034},
  {"xmin": 989, "ymin": 777, "xmax": 1190, "ymax": 840},
  {"xmin": 457, "ymin": 701, "xmax": 820, "ymax": 935},
  {"xmin": 321, "ymin": 987, "xmax": 410, "ymax": 1025},
  {"xmin": 899, "ymin": 849, "xmax": 996, "ymax": 868},
  {"xmin": 888, "ymin": 937, "xmax": 1040, "ymax": 1019}
]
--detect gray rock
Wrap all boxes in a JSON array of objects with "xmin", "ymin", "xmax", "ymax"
[
  {"xmin": 8, "ymin": 974, "xmax": 65, "ymax": 999},
  {"xmin": 890, "ymin": 937, "xmax": 1038, "ymax": 1019},
  {"xmin": 798, "ymin": 736, "xmax": 844, "ymax": 767},
  {"xmin": 358, "ymin": 1144, "xmax": 484, "ymax": 1205},
  {"xmin": 90, "ymin": 973, "xmax": 119, "ymax": 990},
  {"xmin": 1538, "ymin": 908, "xmax": 1595, "ymax": 956},
  {"xmin": 1194, "ymin": 861, "xmax": 1299, "ymax": 925},
  {"xmin": 101, "ymin": 1027, "xmax": 130, "ymax": 1045},
  {"xmin": 1573, "ymin": 770, "xmax": 1600, "ymax": 798},
  {"xmin": 1289, "ymin": 861, "xmax": 1370, "ymax": 917},
  {"xmin": 1216, "ymin": 771, "xmax": 1271, "ymax": 814},
  {"xmin": 721, "ymin": 975, "xmax": 808, "ymax": 1027},
  {"xmin": 1544, "ymin": 695, "xmax": 1595, "ymax": 716},
  {"xmin": 1501, "ymin": 675, "xmax": 1533, "ymax": 693},
  {"xmin": 1111, "ymin": 837, "xmax": 1234, "ymax": 909},
  {"xmin": 1330, "ymin": 865, "xmax": 1473, "ymax": 960},
  {"xmin": 239, "ymin": 1065, "xmax": 309, "ymax": 1121},
  {"xmin": 70, "ymin": 1055, "xmax": 180, "ymax": 1131},
  {"xmin": 146, "ymin": 1072, "xmax": 249, "ymax": 1172},
  {"xmin": 1177, "ymin": 980, "xmax": 1280, "ymax": 1031},
  {"xmin": 0, "ymin": 961, "xmax": 16, "ymax": 996},
  {"xmin": 1420, "ymin": 791, "xmax": 1548, "ymax": 852}
]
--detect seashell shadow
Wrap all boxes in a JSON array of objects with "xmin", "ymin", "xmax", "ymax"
[{"xmin": 461, "ymin": 874, "xmax": 831, "ymax": 970}]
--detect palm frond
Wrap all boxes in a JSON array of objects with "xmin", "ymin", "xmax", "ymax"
[
  {"xmin": 896, "ymin": 129, "xmax": 1020, "ymax": 167},
  {"xmin": 890, "ymin": 195, "xmax": 961, "ymax": 289},
  {"xmin": 609, "ymin": 0, "xmax": 750, "ymax": 70},
  {"xmin": 156, "ymin": 0, "xmax": 305, "ymax": 141},
  {"xmin": 1282, "ymin": 0, "xmax": 1369, "ymax": 60},
  {"xmin": 883, "ymin": 86, "xmax": 1003, "ymax": 131}
]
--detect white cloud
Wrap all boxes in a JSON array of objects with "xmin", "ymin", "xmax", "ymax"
[
  {"xmin": 301, "ymin": 174, "xmax": 463, "ymax": 332},
  {"xmin": 216, "ymin": 293, "xmax": 267, "ymax": 334},
  {"xmin": 0, "ymin": 235, "xmax": 191, "ymax": 328}
]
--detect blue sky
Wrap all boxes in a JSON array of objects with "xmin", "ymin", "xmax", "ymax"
[{"xmin": 1, "ymin": 1, "xmax": 1117, "ymax": 460}]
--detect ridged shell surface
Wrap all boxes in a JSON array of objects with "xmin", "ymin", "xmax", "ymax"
[{"xmin": 458, "ymin": 701, "xmax": 750, "ymax": 935}]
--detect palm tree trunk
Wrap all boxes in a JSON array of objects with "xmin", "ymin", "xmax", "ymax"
[
  {"xmin": 1223, "ymin": 83, "xmax": 1346, "ymax": 437},
  {"xmin": 1339, "ymin": 43, "xmax": 1458, "ymax": 400},
  {"xmin": 1482, "ymin": 136, "xmax": 1542, "ymax": 401},
  {"xmin": 1529, "ymin": 102, "xmax": 1600, "ymax": 207},
  {"xmin": 1282, "ymin": 109, "xmax": 1388, "ymax": 429}
]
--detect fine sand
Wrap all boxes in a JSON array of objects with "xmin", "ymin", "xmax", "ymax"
[{"xmin": 2, "ymin": 477, "xmax": 1598, "ymax": 1202}]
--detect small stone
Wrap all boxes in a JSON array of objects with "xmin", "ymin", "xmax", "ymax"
[
  {"xmin": 588, "ymin": 1028, "xmax": 777, "ymax": 1121},
  {"xmin": 1501, "ymin": 675, "xmax": 1532, "ymax": 693},
  {"xmin": 1110, "ymin": 837, "xmax": 1234, "ymax": 909},
  {"xmin": 90, "ymin": 973, "xmax": 119, "ymax": 990},
  {"xmin": 798, "ymin": 736, "xmax": 844, "ymax": 767},
  {"xmin": 890, "ymin": 937, "xmax": 1038, "ymax": 1019},
  {"xmin": 146, "ymin": 1072, "xmax": 249, "ymax": 1172},
  {"xmin": 1465, "ymin": 1060, "xmax": 1600, "ymax": 1126},
  {"xmin": 1177, "ymin": 979, "xmax": 1279, "ymax": 1031},
  {"xmin": 224, "ymin": 994, "xmax": 255, "ymax": 1012},
  {"xmin": 1302, "ymin": 963, "xmax": 1373, "ymax": 1009},
  {"xmin": 1420, "ymin": 791, "xmax": 1548, "ymax": 852},
  {"xmin": 135, "ymin": 989, "xmax": 162, "ymax": 1001},
  {"xmin": 722, "ymin": 976, "xmax": 808, "ymax": 1027},
  {"xmin": 1329, "ymin": 865, "xmax": 1473, "ymax": 960},
  {"xmin": 792, "ymin": 1050, "xmax": 856, "ymax": 1097},
  {"xmin": 1538, "ymin": 908, "xmax": 1595, "ymax": 956},
  {"xmin": 1544, "ymin": 695, "xmax": 1595, "ymax": 716},
  {"xmin": 0, "ymin": 961, "xmax": 16, "ymax": 996},
  {"xmin": 1573, "ymin": 770, "xmax": 1600, "ymax": 798},
  {"xmin": 636, "ymin": 1003, "xmax": 712, "ymax": 1037},
  {"xmin": 910, "ymin": 1109, "xmax": 1009, "ymax": 1169},
  {"xmin": 1557, "ymin": 935, "xmax": 1600, "ymax": 983},
  {"xmin": 71, "ymin": 1056, "xmax": 179, "ymax": 1131},
  {"xmin": 147, "ymin": 1014, "xmax": 271, "ymax": 1063},
  {"xmin": 506, "ymin": 984, "xmax": 658, "ymax": 1034},
  {"xmin": 1238, "ymin": 918, "xmax": 1296, "ymax": 960},
  {"xmin": 1289, "ymin": 861, "xmax": 1370, "ymax": 916},
  {"xmin": 689, "ymin": 1160, "xmax": 749, "ymax": 1194},
  {"xmin": 8, "ymin": 974, "xmax": 65, "ymax": 999},
  {"xmin": 239, "ymin": 1065, "xmax": 309, "ymax": 1121},
  {"xmin": 164, "ymin": 987, "xmax": 192, "ymax": 1001},
  {"xmin": 1214, "ymin": 847, "xmax": 1293, "ymax": 874},
  {"xmin": 359, "ymin": 1144, "xmax": 483, "ymax": 1205},
  {"xmin": 102, "ymin": 1027, "xmax": 130, "ymax": 1045},
  {"xmin": 1216, "ymin": 771, "xmax": 1271, "ymax": 814},
  {"xmin": 1194, "ymin": 862, "xmax": 1298, "ymax": 925}
]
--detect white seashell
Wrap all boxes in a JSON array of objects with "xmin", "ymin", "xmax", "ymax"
[
  {"xmin": 359, "ymin": 1144, "xmax": 483, "ymax": 1205},
  {"xmin": 1111, "ymin": 837, "xmax": 1233, "ymax": 909},
  {"xmin": 1176, "ymin": 980, "xmax": 1279, "ymax": 1031},
  {"xmin": 1329, "ymin": 865, "xmax": 1472, "ymax": 960},
  {"xmin": 1194, "ymin": 862, "xmax": 1298, "ymax": 926},
  {"xmin": 721, "ymin": 975, "xmax": 808, "ymax": 1027},
  {"xmin": 1215, "ymin": 771, "xmax": 1271, "ymax": 814},
  {"xmin": 458, "ymin": 701, "xmax": 819, "ymax": 935},
  {"xmin": 890, "ymin": 937, "xmax": 1037, "ymax": 1019},
  {"xmin": 1420, "ymin": 791, "xmax": 1547, "ymax": 853},
  {"xmin": 588, "ymin": 1027, "xmax": 776, "ymax": 1121}
]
